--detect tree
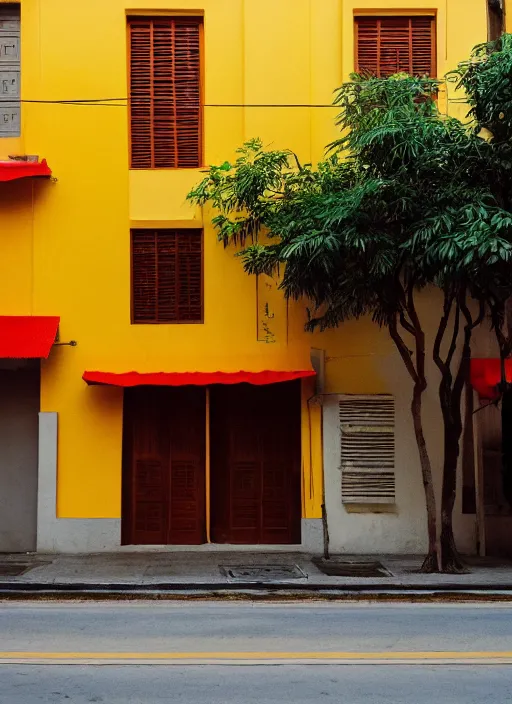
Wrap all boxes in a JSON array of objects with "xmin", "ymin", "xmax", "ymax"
[
  {"xmin": 189, "ymin": 42, "xmax": 512, "ymax": 572},
  {"xmin": 453, "ymin": 33, "xmax": 512, "ymax": 512}
]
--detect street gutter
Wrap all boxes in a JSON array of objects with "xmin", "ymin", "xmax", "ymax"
[{"xmin": 2, "ymin": 582, "xmax": 512, "ymax": 601}]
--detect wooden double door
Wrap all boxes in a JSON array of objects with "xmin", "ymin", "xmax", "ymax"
[{"xmin": 122, "ymin": 382, "xmax": 301, "ymax": 545}]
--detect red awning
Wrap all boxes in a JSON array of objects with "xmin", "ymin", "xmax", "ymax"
[
  {"xmin": 83, "ymin": 370, "xmax": 316, "ymax": 387},
  {"xmin": 0, "ymin": 159, "xmax": 51, "ymax": 182},
  {"xmin": 0, "ymin": 316, "xmax": 60, "ymax": 358},
  {"xmin": 470, "ymin": 358, "xmax": 512, "ymax": 400}
]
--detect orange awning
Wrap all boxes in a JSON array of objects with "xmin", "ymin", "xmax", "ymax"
[
  {"xmin": 0, "ymin": 159, "xmax": 51, "ymax": 182},
  {"xmin": 0, "ymin": 316, "xmax": 60, "ymax": 358},
  {"xmin": 83, "ymin": 370, "xmax": 316, "ymax": 387},
  {"xmin": 470, "ymin": 358, "xmax": 512, "ymax": 400}
]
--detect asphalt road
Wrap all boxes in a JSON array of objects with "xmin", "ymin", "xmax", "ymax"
[{"xmin": 0, "ymin": 601, "xmax": 511, "ymax": 703}]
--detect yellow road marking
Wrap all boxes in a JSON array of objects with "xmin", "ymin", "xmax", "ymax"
[{"xmin": 0, "ymin": 651, "xmax": 511, "ymax": 661}]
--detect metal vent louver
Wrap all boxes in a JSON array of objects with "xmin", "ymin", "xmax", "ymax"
[{"xmin": 339, "ymin": 396, "xmax": 395, "ymax": 504}]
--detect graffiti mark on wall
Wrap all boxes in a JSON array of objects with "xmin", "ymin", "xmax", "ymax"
[{"xmin": 257, "ymin": 274, "xmax": 287, "ymax": 344}]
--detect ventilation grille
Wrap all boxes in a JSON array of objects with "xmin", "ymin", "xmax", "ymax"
[{"xmin": 339, "ymin": 396, "xmax": 395, "ymax": 505}]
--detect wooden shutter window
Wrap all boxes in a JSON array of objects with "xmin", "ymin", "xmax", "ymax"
[
  {"xmin": 339, "ymin": 395, "xmax": 396, "ymax": 505},
  {"xmin": 128, "ymin": 17, "xmax": 202, "ymax": 169},
  {"xmin": 131, "ymin": 229, "xmax": 203, "ymax": 323},
  {"xmin": 355, "ymin": 16, "xmax": 436, "ymax": 78}
]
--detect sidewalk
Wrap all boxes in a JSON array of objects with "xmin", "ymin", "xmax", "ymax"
[{"xmin": 1, "ymin": 552, "xmax": 512, "ymax": 596}]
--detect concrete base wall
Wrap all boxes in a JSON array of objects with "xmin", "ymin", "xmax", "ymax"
[
  {"xmin": 301, "ymin": 518, "xmax": 324, "ymax": 553},
  {"xmin": 322, "ymin": 392, "xmax": 476, "ymax": 556},
  {"xmin": 37, "ymin": 412, "xmax": 121, "ymax": 553},
  {"xmin": 37, "ymin": 519, "xmax": 121, "ymax": 553},
  {"xmin": 0, "ymin": 365, "xmax": 40, "ymax": 552},
  {"xmin": 37, "ymin": 415, "xmax": 325, "ymax": 553}
]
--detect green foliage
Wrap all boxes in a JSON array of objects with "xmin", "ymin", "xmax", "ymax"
[
  {"xmin": 188, "ymin": 40, "xmax": 512, "ymax": 571},
  {"xmin": 451, "ymin": 34, "xmax": 512, "ymax": 144},
  {"xmin": 188, "ymin": 139, "xmax": 291, "ymax": 246},
  {"xmin": 188, "ymin": 51, "xmax": 512, "ymax": 338}
]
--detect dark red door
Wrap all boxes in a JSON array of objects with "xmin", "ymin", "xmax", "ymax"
[
  {"xmin": 122, "ymin": 387, "xmax": 206, "ymax": 545},
  {"xmin": 211, "ymin": 381, "xmax": 301, "ymax": 544}
]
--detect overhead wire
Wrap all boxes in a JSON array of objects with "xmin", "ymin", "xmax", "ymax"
[
  {"xmin": 19, "ymin": 80, "xmax": 461, "ymax": 108},
  {"xmin": 20, "ymin": 80, "xmax": 462, "ymax": 108},
  {"xmin": 20, "ymin": 99, "xmax": 341, "ymax": 108}
]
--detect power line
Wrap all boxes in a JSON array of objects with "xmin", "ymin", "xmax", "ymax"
[
  {"xmin": 20, "ymin": 99, "xmax": 341, "ymax": 108},
  {"xmin": 19, "ymin": 81, "xmax": 458, "ymax": 109}
]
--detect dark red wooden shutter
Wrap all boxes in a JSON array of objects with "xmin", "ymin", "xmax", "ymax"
[
  {"xmin": 168, "ymin": 387, "xmax": 206, "ymax": 545},
  {"xmin": 210, "ymin": 383, "xmax": 301, "ymax": 545},
  {"xmin": 123, "ymin": 389, "xmax": 170, "ymax": 545},
  {"xmin": 129, "ymin": 17, "xmax": 202, "ymax": 169},
  {"xmin": 411, "ymin": 17, "xmax": 436, "ymax": 77},
  {"xmin": 123, "ymin": 387, "xmax": 206, "ymax": 546},
  {"xmin": 356, "ymin": 16, "xmax": 436, "ymax": 78},
  {"xmin": 132, "ymin": 229, "xmax": 203, "ymax": 323}
]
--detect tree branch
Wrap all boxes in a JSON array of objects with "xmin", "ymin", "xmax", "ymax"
[
  {"xmin": 472, "ymin": 298, "xmax": 486, "ymax": 331},
  {"xmin": 389, "ymin": 314, "xmax": 419, "ymax": 384},
  {"xmin": 433, "ymin": 292, "xmax": 454, "ymax": 378},
  {"xmin": 453, "ymin": 289, "xmax": 475, "ymax": 407},
  {"xmin": 399, "ymin": 309, "xmax": 416, "ymax": 336},
  {"xmin": 405, "ymin": 284, "xmax": 427, "ymax": 388},
  {"xmin": 445, "ymin": 302, "xmax": 460, "ymax": 371},
  {"xmin": 490, "ymin": 298, "xmax": 512, "ymax": 359}
]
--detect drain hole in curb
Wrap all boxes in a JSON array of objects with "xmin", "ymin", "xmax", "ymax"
[
  {"xmin": 0, "ymin": 564, "xmax": 34, "ymax": 577},
  {"xmin": 312, "ymin": 558, "xmax": 392, "ymax": 578}
]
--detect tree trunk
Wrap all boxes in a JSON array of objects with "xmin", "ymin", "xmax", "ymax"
[
  {"xmin": 412, "ymin": 382, "xmax": 440, "ymax": 572},
  {"xmin": 389, "ymin": 311, "xmax": 439, "ymax": 572},
  {"xmin": 389, "ymin": 306, "xmax": 439, "ymax": 572},
  {"xmin": 439, "ymin": 403, "xmax": 466, "ymax": 573},
  {"xmin": 433, "ymin": 293, "xmax": 477, "ymax": 573}
]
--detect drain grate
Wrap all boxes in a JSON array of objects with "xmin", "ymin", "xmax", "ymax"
[
  {"xmin": 312, "ymin": 559, "xmax": 391, "ymax": 578},
  {"xmin": 220, "ymin": 564, "xmax": 307, "ymax": 581}
]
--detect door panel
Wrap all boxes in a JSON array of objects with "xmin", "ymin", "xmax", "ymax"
[
  {"xmin": 122, "ymin": 387, "xmax": 205, "ymax": 545},
  {"xmin": 167, "ymin": 387, "xmax": 206, "ymax": 544},
  {"xmin": 123, "ymin": 388, "xmax": 171, "ymax": 545},
  {"xmin": 0, "ymin": 365, "xmax": 40, "ymax": 552},
  {"xmin": 211, "ymin": 381, "xmax": 301, "ymax": 544},
  {"xmin": 133, "ymin": 458, "xmax": 169, "ymax": 545}
]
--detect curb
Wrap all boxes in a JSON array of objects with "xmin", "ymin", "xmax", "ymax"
[{"xmin": 2, "ymin": 582, "xmax": 512, "ymax": 598}]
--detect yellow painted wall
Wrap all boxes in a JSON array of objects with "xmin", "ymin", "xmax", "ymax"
[{"xmin": 0, "ymin": 0, "xmax": 487, "ymax": 521}]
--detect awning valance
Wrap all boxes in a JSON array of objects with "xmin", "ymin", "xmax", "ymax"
[
  {"xmin": 470, "ymin": 358, "xmax": 512, "ymax": 400},
  {"xmin": 83, "ymin": 370, "xmax": 316, "ymax": 387},
  {"xmin": 0, "ymin": 316, "xmax": 60, "ymax": 358},
  {"xmin": 0, "ymin": 159, "xmax": 51, "ymax": 182}
]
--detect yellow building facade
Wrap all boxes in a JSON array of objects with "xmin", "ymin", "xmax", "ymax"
[{"xmin": 0, "ymin": 0, "xmax": 488, "ymax": 553}]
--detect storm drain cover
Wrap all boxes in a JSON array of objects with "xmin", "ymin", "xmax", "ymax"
[
  {"xmin": 312, "ymin": 559, "xmax": 391, "ymax": 578},
  {"xmin": 220, "ymin": 564, "xmax": 307, "ymax": 581},
  {"xmin": 0, "ymin": 564, "xmax": 33, "ymax": 577}
]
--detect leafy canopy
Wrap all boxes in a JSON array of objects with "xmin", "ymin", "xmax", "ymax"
[{"xmin": 189, "ymin": 63, "xmax": 512, "ymax": 332}]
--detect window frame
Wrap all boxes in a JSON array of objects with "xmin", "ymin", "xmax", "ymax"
[
  {"xmin": 130, "ymin": 228, "xmax": 204, "ymax": 325},
  {"xmin": 353, "ymin": 13, "xmax": 437, "ymax": 79},
  {"xmin": 127, "ymin": 15, "xmax": 205, "ymax": 170}
]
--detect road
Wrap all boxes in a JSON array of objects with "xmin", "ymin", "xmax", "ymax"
[{"xmin": 0, "ymin": 600, "xmax": 511, "ymax": 702}]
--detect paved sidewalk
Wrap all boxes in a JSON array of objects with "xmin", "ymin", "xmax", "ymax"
[{"xmin": 1, "ymin": 552, "xmax": 512, "ymax": 593}]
